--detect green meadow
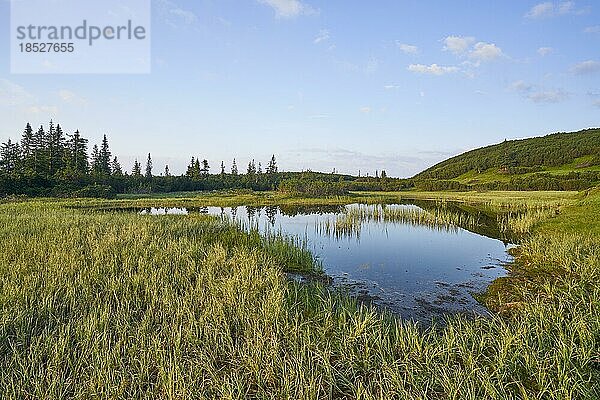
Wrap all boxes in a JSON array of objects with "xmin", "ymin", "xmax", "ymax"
[{"xmin": 1, "ymin": 189, "xmax": 599, "ymax": 399}]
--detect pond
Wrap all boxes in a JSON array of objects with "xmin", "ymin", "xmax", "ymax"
[{"xmin": 141, "ymin": 203, "xmax": 512, "ymax": 322}]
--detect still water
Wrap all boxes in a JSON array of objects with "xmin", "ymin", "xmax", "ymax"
[{"xmin": 143, "ymin": 204, "xmax": 511, "ymax": 321}]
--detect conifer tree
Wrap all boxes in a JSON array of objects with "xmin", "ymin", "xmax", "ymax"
[
  {"xmin": 164, "ymin": 165, "xmax": 171, "ymax": 177},
  {"xmin": 194, "ymin": 159, "xmax": 201, "ymax": 178},
  {"xmin": 201, "ymin": 159, "xmax": 210, "ymax": 176},
  {"xmin": 98, "ymin": 135, "xmax": 112, "ymax": 175},
  {"xmin": 65, "ymin": 130, "xmax": 89, "ymax": 175},
  {"xmin": 220, "ymin": 161, "xmax": 226, "ymax": 175},
  {"xmin": 111, "ymin": 157, "xmax": 123, "ymax": 176},
  {"xmin": 132, "ymin": 159, "xmax": 142, "ymax": 177},
  {"xmin": 231, "ymin": 159, "xmax": 238, "ymax": 175},
  {"xmin": 186, "ymin": 157, "xmax": 195, "ymax": 177},
  {"xmin": 47, "ymin": 122, "xmax": 66, "ymax": 176},
  {"xmin": 32, "ymin": 125, "xmax": 47, "ymax": 175},
  {"xmin": 247, "ymin": 159, "xmax": 256, "ymax": 175},
  {"xmin": 90, "ymin": 145, "xmax": 101, "ymax": 174},
  {"xmin": 20, "ymin": 123, "xmax": 34, "ymax": 162},
  {"xmin": 267, "ymin": 154, "xmax": 278, "ymax": 174},
  {"xmin": 145, "ymin": 153, "xmax": 152, "ymax": 178},
  {"xmin": 0, "ymin": 139, "xmax": 20, "ymax": 174}
]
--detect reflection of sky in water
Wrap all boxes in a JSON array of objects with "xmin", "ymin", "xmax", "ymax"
[{"xmin": 147, "ymin": 204, "xmax": 511, "ymax": 321}]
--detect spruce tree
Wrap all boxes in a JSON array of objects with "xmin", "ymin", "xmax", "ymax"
[
  {"xmin": 132, "ymin": 159, "xmax": 142, "ymax": 177},
  {"xmin": 220, "ymin": 161, "xmax": 225, "ymax": 175},
  {"xmin": 186, "ymin": 157, "xmax": 195, "ymax": 177},
  {"xmin": 111, "ymin": 157, "xmax": 123, "ymax": 176},
  {"xmin": 47, "ymin": 122, "xmax": 66, "ymax": 176},
  {"xmin": 90, "ymin": 145, "xmax": 101, "ymax": 174},
  {"xmin": 65, "ymin": 130, "xmax": 89, "ymax": 175},
  {"xmin": 0, "ymin": 139, "xmax": 20, "ymax": 174},
  {"xmin": 164, "ymin": 165, "xmax": 171, "ymax": 177},
  {"xmin": 193, "ymin": 159, "xmax": 201, "ymax": 178},
  {"xmin": 99, "ymin": 135, "xmax": 112, "ymax": 175},
  {"xmin": 247, "ymin": 159, "xmax": 256, "ymax": 175},
  {"xmin": 201, "ymin": 159, "xmax": 210, "ymax": 176},
  {"xmin": 231, "ymin": 159, "xmax": 238, "ymax": 175},
  {"xmin": 267, "ymin": 154, "xmax": 278, "ymax": 174},
  {"xmin": 145, "ymin": 153, "xmax": 153, "ymax": 178},
  {"xmin": 32, "ymin": 125, "xmax": 47, "ymax": 175}
]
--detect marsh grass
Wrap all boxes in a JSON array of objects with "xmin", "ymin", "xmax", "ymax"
[
  {"xmin": 497, "ymin": 208, "xmax": 559, "ymax": 235},
  {"xmin": 316, "ymin": 204, "xmax": 480, "ymax": 239},
  {"xmin": 1, "ymin": 198, "xmax": 599, "ymax": 398}
]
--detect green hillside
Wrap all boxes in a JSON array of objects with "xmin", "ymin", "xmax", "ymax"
[{"xmin": 414, "ymin": 128, "xmax": 600, "ymax": 191}]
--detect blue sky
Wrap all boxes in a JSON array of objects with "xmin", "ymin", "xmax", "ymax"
[{"xmin": 1, "ymin": 0, "xmax": 599, "ymax": 177}]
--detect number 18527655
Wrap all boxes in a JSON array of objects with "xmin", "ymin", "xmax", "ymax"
[{"xmin": 19, "ymin": 42, "xmax": 75, "ymax": 53}]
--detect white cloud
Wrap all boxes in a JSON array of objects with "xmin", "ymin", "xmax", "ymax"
[
  {"xmin": 397, "ymin": 42, "xmax": 418, "ymax": 54},
  {"xmin": 156, "ymin": 0, "xmax": 198, "ymax": 25},
  {"xmin": 442, "ymin": 36, "xmax": 475, "ymax": 55},
  {"xmin": 257, "ymin": 0, "xmax": 315, "ymax": 18},
  {"xmin": 58, "ymin": 89, "xmax": 87, "ymax": 106},
  {"xmin": 443, "ymin": 36, "xmax": 505, "ymax": 64},
  {"xmin": 314, "ymin": 29, "xmax": 330, "ymax": 44},
  {"xmin": 526, "ymin": 1, "xmax": 555, "ymax": 18},
  {"xmin": 527, "ymin": 90, "xmax": 569, "ymax": 103},
  {"xmin": 0, "ymin": 79, "xmax": 34, "ymax": 107},
  {"xmin": 359, "ymin": 106, "xmax": 372, "ymax": 113},
  {"xmin": 407, "ymin": 64, "xmax": 459, "ymax": 76},
  {"xmin": 593, "ymin": 100, "xmax": 600, "ymax": 108},
  {"xmin": 169, "ymin": 7, "xmax": 197, "ymax": 24},
  {"xmin": 510, "ymin": 80, "xmax": 533, "ymax": 92},
  {"xmin": 384, "ymin": 85, "xmax": 400, "ymax": 90},
  {"xmin": 584, "ymin": 26, "xmax": 600, "ymax": 33},
  {"xmin": 0, "ymin": 79, "xmax": 60, "ymax": 115},
  {"xmin": 510, "ymin": 80, "xmax": 569, "ymax": 103},
  {"xmin": 26, "ymin": 105, "xmax": 60, "ymax": 114},
  {"xmin": 537, "ymin": 47, "xmax": 553, "ymax": 56},
  {"xmin": 525, "ymin": 1, "xmax": 587, "ymax": 18},
  {"xmin": 571, "ymin": 60, "xmax": 600, "ymax": 75},
  {"xmin": 469, "ymin": 42, "xmax": 504, "ymax": 62}
]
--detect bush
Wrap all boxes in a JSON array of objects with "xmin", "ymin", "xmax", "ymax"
[
  {"xmin": 72, "ymin": 184, "xmax": 116, "ymax": 199},
  {"xmin": 278, "ymin": 178, "xmax": 349, "ymax": 197}
]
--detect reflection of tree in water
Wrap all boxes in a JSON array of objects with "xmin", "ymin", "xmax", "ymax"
[
  {"xmin": 198, "ymin": 206, "xmax": 209, "ymax": 214},
  {"xmin": 231, "ymin": 206, "xmax": 238, "ymax": 219},
  {"xmin": 265, "ymin": 206, "xmax": 278, "ymax": 226},
  {"xmin": 279, "ymin": 204, "xmax": 345, "ymax": 216},
  {"xmin": 245, "ymin": 206, "xmax": 261, "ymax": 220}
]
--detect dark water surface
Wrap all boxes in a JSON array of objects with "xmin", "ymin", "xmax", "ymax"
[{"xmin": 143, "ymin": 204, "xmax": 511, "ymax": 321}]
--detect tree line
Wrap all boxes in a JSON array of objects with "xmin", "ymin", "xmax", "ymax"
[{"xmin": 0, "ymin": 121, "xmax": 363, "ymax": 197}]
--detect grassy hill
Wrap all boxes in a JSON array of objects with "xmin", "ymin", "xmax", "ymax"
[{"xmin": 414, "ymin": 128, "xmax": 600, "ymax": 191}]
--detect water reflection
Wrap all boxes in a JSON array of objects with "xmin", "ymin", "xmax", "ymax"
[
  {"xmin": 138, "ymin": 202, "xmax": 511, "ymax": 321},
  {"xmin": 215, "ymin": 203, "xmax": 510, "ymax": 321},
  {"xmin": 139, "ymin": 207, "xmax": 188, "ymax": 215}
]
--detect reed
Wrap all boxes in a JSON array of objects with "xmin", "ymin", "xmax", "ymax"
[
  {"xmin": 316, "ymin": 204, "xmax": 480, "ymax": 239},
  {"xmin": 0, "ymin": 198, "xmax": 598, "ymax": 398}
]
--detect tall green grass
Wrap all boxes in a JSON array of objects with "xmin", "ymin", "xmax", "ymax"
[
  {"xmin": 0, "ymin": 200, "xmax": 598, "ymax": 398},
  {"xmin": 316, "ymin": 204, "xmax": 480, "ymax": 239}
]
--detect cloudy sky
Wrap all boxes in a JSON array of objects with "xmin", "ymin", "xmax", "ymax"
[{"xmin": 1, "ymin": 0, "xmax": 599, "ymax": 177}]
